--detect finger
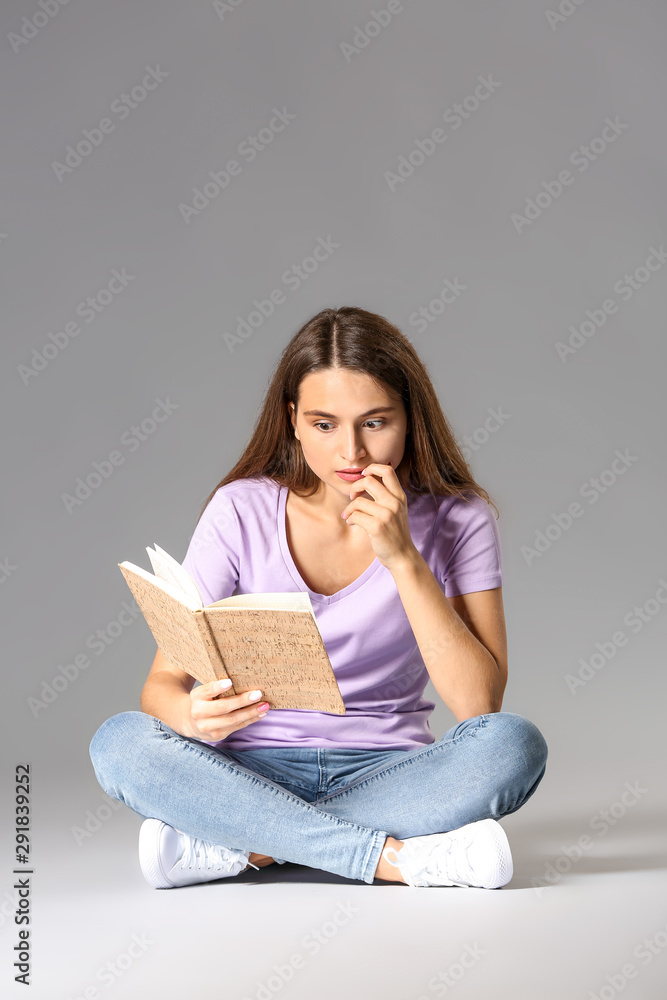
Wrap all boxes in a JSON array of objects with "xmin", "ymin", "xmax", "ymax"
[
  {"xmin": 342, "ymin": 504, "xmax": 374, "ymax": 527},
  {"xmin": 191, "ymin": 678, "xmax": 234, "ymax": 701},
  {"xmin": 350, "ymin": 466, "xmax": 396, "ymax": 500},
  {"xmin": 195, "ymin": 696, "xmax": 270, "ymax": 736},
  {"xmin": 192, "ymin": 685, "xmax": 267, "ymax": 720},
  {"xmin": 360, "ymin": 462, "xmax": 395, "ymax": 475},
  {"xmin": 345, "ymin": 478, "xmax": 381, "ymax": 510},
  {"xmin": 360, "ymin": 464, "xmax": 400, "ymax": 491},
  {"xmin": 342, "ymin": 496, "xmax": 373, "ymax": 521}
]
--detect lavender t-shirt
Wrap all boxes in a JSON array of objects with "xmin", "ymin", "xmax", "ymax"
[{"xmin": 180, "ymin": 475, "xmax": 502, "ymax": 750}]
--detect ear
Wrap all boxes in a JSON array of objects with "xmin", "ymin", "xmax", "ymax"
[{"xmin": 288, "ymin": 403, "xmax": 299, "ymax": 438}]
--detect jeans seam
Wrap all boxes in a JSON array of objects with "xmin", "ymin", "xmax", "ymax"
[
  {"xmin": 152, "ymin": 718, "xmax": 320, "ymax": 792},
  {"xmin": 363, "ymin": 829, "xmax": 389, "ymax": 884},
  {"xmin": 316, "ymin": 714, "xmax": 490, "ymax": 805},
  {"xmin": 226, "ymin": 755, "xmax": 314, "ymax": 794},
  {"xmin": 318, "ymin": 748, "xmax": 328, "ymax": 794},
  {"xmin": 155, "ymin": 721, "xmax": 385, "ymax": 867}
]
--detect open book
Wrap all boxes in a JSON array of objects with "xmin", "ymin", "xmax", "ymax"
[{"xmin": 118, "ymin": 544, "xmax": 345, "ymax": 714}]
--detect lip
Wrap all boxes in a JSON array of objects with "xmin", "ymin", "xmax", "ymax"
[{"xmin": 336, "ymin": 471, "xmax": 364, "ymax": 482}]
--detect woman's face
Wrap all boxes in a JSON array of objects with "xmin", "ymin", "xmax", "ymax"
[{"xmin": 288, "ymin": 369, "xmax": 410, "ymax": 497}]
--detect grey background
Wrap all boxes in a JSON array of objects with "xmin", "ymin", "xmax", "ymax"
[{"xmin": 2, "ymin": 0, "xmax": 666, "ymax": 997}]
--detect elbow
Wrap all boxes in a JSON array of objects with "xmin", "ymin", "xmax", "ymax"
[
  {"xmin": 454, "ymin": 698, "xmax": 503, "ymax": 723},
  {"xmin": 437, "ymin": 653, "xmax": 507, "ymax": 722},
  {"xmin": 484, "ymin": 692, "xmax": 504, "ymax": 716},
  {"xmin": 454, "ymin": 679, "xmax": 506, "ymax": 722}
]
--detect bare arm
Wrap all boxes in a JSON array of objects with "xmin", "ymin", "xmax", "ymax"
[
  {"xmin": 390, "ymin": 549, "xmax": 508, "ymax": 721},
  {"xmin": 140, "ymin": 647, "xmax": 271, "ymax": 741},
  {"xmin": 140, "ymin": 648, "xmax": 197, "ymax": 736}
]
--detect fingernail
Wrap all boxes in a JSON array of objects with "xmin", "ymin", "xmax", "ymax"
[
  {"xmin": 258, "ymin": 703, "xmax": 270, "ymax": 712},
  {"xmin": 219, "ymin": 679, "xmax": 233, "ymax": 688},
  {"xmin": 248, "ymin": 690, "xmax": 263, "ymax": 701}
]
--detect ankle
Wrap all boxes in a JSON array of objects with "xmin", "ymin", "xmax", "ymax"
[
  {"xmin": 247, "ymin": 852, "xmax": 276, "ymax": 867},
  {"xmin": 374, "ymin": 837, "xmax": 406, "ymax": 883}
]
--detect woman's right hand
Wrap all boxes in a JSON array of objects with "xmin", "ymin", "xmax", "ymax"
[{"xmin": 184, "ymin": 679, "xmax": 270, "ymax": 743}]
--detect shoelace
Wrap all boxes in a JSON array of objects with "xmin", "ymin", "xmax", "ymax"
[
  {"xmin": 177, "ymin": 835, "xmax": 259, "ymax": 873},
  {"xmin": 414, "ymin": 832, "xmax": 474, "ymax": 886},
  {"xmin": 387, "ymin": 830, "xmax": 475, "ymax": 887}
]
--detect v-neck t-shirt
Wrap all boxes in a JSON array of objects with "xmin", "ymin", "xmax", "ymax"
[{"xmin": 180, "ymin": 475, "xmax": 503, "ymax": 750}]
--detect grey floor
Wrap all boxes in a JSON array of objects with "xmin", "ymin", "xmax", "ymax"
[{"xmin": 17, "ymin": 782, "xmax": 667, "ymax": 1000}]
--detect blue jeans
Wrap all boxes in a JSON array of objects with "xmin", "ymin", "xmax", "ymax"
[{"xmin": 88, "ymin": 711, "xmax": 548, "ymax": 884}]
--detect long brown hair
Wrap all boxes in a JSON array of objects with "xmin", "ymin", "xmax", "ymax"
[{"xmin": 194, "ymin": 306, "xmax": 499, "ymax": 527}]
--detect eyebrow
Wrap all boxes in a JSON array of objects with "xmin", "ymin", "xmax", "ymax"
[{"xmin": 302, "ymin": 407, "xmax": 397, "ymax": 418}]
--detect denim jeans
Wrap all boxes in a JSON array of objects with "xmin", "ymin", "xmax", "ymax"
[{"xmin": 89, "ymin": 710, "xmax": 548, "ymax": 885}]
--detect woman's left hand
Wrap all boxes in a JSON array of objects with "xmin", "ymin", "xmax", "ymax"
[{"xmin": 340, "ymin": 463, "xmax": 418, "ymax": 570}]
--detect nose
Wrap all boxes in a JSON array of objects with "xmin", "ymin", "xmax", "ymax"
[
  {"xmin": 341, "ymin": 440, "xmax": 367, "ymax": 467},
  {"xmin": 336, "ymin": 422, "xmax": 367, "ymax": 459}
]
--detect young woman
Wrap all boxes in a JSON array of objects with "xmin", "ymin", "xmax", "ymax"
[{"xmin": 89, "ymin": 306, "xmax": 548, "ymax": 890}]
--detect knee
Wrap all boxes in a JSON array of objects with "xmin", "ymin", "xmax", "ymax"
[
  {"xmin": 89, "ymin": 711, "xmax": 152, "ymax": 786},
  {"xmin": 482, "ymin": 711, "xmax": 548, "ymax": 780}
]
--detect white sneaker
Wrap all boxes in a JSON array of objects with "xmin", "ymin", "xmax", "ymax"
[
  {"xmin": 382, "ymin": 818, "xmax": 513, "ymax": 889},
  {"xmin": 138, "ymin": 818, "xmax": 259, "ymax": 889}
]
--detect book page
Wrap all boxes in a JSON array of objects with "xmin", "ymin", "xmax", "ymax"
[
  {"xmin": 145, "ymin": 543, "xmax": 203, "ymax": 611},
  {"xmin": 119, "ymin": 561, "xmax": 190, "ymax": 607},
  {"xmin": 208, "ymin": 591, "xmax": 316, "ymax": 622}
]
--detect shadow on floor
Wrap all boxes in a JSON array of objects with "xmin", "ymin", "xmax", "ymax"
[
  {"xmin": 503, "ymin": 808, "xmax": 667, "ymax": 887},
  {"xmin": 224, "ymin": 810, "xmax": 667, "ymax": 889}
]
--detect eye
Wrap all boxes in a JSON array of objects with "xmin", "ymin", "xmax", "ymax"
[{"xmin": 313, "ymin": 420, "xmax": 385, "ymax": 431}]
